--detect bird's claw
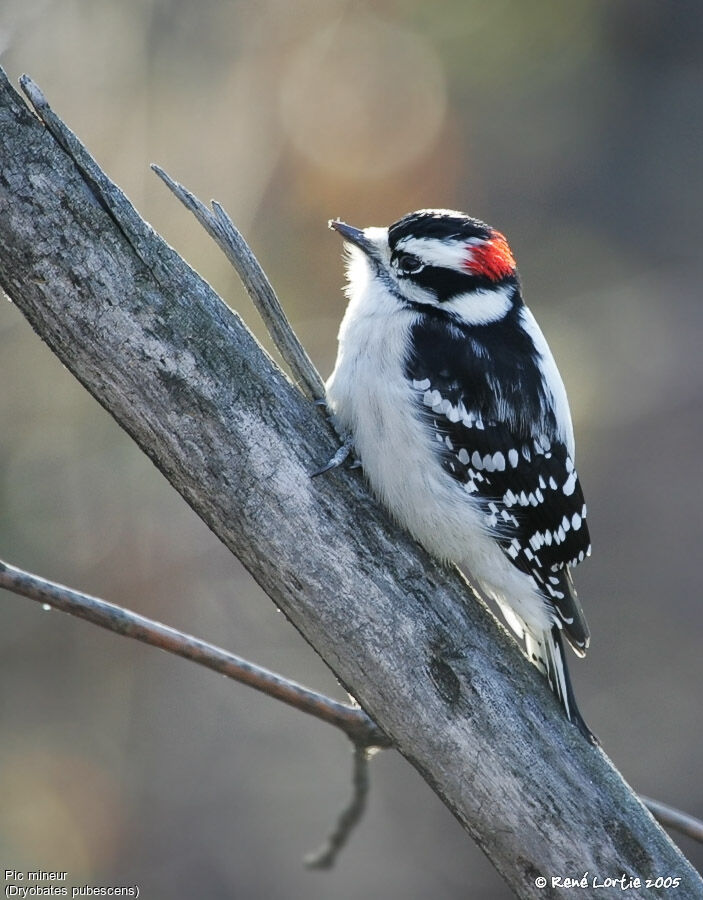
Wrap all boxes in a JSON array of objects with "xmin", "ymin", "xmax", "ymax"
[
  {"xmin": 311, "ymin": 439, "xmax": 357, "ymax": 478},
  {"xmin": 311, "ymin": 397, "xmax": 360, "ymax": 476}
]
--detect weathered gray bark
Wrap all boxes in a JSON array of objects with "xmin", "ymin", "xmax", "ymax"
[{"xmin": 0, "ymin": 67, "xmax": 699, "ymax": 898}]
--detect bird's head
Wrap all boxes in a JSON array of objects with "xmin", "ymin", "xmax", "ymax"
[{"xmin": 329, "ymin": 209, "xmax": 520, "ymax": 325}]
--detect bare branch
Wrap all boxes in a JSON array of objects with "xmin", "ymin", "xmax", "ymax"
[
  {"xmin": 3, "ymin": 552, "xmax": 702, "ymax": 861},
  {"xmin": 4, "ymin": 552, "xmax": 701, "ymax": 854},
  {"xmin": 0, "ymin": 556, "xmax": 385, "ymax": 865},
  {"xmin": 0, "ymin": 558, "xmax": 389, "ymax": 749},
  {"xmin": 305, "ymin": 744, "xmax": 372, "ymax": 869},
  {"xmin": 151, "ymin": 164, "xmax": 326, "ymax": 402},
  {"xmin": 641, "ymin": 796, "xmax": 703, "ymax": 845}
]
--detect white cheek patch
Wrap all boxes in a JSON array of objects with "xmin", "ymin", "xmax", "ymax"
[{"xmin": 441, "ymin": 284, "xmax": 514, "ymax": 325}]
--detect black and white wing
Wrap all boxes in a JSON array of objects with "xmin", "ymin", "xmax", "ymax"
[{"xmin": 407, "ymin": 317, "xmax": 591, "ymax": 654}]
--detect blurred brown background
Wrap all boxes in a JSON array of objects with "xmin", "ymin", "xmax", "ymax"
[{"xmin": 1, "ymin": 1, "xmax": 701, "ymax": 897}]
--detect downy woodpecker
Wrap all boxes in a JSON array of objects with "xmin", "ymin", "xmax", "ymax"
[{"xmin": 323, "ymin": 209, "xmax": 593, "ymax": 739}]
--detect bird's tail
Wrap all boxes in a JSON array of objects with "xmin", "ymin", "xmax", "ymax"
[{"xmin": 525, "ymin": 625, "xmax": 596, "ymax": 743}]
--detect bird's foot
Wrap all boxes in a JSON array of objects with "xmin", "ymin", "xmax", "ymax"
[{"xmin": 311, "ymin": 438, "xmax": 358, "ymax": 478}]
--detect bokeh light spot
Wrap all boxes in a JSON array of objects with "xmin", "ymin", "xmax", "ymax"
[{"xmin": 279, "ymin": 16, "xmax": 447, "ymax": 179}]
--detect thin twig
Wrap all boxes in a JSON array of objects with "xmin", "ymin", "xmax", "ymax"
[
  {"xmin": 641, "ymin": 796, "xmax": 703, "ymax": 844},
  {"xmin": 0, "ymin": 558, "xmax": 389, "ymax": 749},
  {"xmin": 151, "ymin": 164, "xmax": 326, "ymax": 402},
  {"xmin": 304, "ymin": 743, "xmax": 372, "ymax": 869},
  {"xmin": 3, "ymin": 556, "xmax": 701, "ymax": 854}
]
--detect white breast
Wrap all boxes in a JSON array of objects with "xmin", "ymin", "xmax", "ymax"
[{"xmin": 325, "ymin": 269, "xmax": 551, "ymax": 634}]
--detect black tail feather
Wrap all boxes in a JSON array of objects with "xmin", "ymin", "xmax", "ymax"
[{"xmin": 526, "ymin": 624, "xmax": 597, "ymax": 744}]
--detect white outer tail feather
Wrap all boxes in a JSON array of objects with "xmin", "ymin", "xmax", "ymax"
[
  {"xmin": 525, "ymin": 627, "xmax": 571, "ymax": 720},
  {"xmin": 524, "ymin": 624, "xmax": 596, "ymax": 741}
]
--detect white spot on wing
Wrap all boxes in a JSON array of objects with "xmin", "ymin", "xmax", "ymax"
[{"xmin": 563, "ymin": 471, "xmax": 577, "ymax": 496}]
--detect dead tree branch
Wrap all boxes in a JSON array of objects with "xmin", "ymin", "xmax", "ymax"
[
  {"xmin": 0, "ymin": 554, "xmax": 380, "ymax": 867},
  {"xmin": 0, "ymin": 68, "xmax": 700, "ymax": 898},
  {"xmin": 0, "ymin": 557, "xmax": 388, "ymax": 749},
  {"xmin": 150, "ymin": 164, "xmax": 326, "ymax": 403},
  {"xmin": 304, "ymin": 743, "xmax": 372, "ymax": 869}
]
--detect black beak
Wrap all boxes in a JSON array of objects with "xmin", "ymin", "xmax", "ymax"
[{"xmin": 328, "ymin": 219, "xmax": 375, "ymax": 255}]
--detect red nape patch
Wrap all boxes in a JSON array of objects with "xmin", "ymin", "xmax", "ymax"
[{"xmin": 463, "ymin": 231, "xmax": 516, "ymax": 281}]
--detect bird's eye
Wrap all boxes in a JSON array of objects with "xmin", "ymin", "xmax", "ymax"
[{"xmin": 394, "ymin": 252, "xmax": 424, "ymax": 275}]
